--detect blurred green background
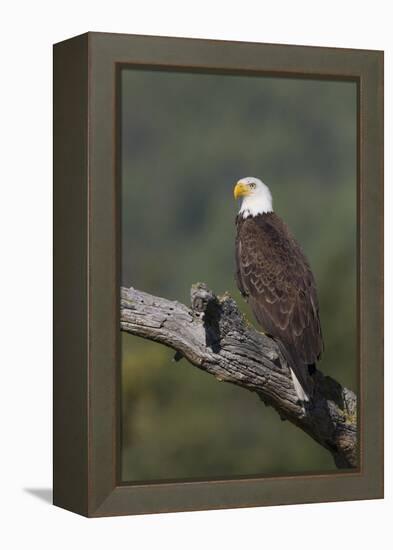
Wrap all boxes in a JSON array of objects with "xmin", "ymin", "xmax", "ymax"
[{"xmin": 120, "ymin": 68, "xmax": 357, "ymax": 482}]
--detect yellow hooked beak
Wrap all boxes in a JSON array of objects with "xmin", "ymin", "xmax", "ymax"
[{"xmin": 233, "ymin": 181, "xmax": 251, "ymax": 200}]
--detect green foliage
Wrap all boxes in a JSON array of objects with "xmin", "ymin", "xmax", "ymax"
[{"xmin": 121, "ymin": 69, "xmax": 357, "ymax": 481}]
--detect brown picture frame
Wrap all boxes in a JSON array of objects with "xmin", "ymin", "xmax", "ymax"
[{"xmin": 53, "ymin": 32, "xmax": 383, "ymax": 517}]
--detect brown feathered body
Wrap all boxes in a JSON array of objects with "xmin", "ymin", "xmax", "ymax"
[{"xmin": 235, "ymin": 212, "xmax": 324, "ymax": 399}]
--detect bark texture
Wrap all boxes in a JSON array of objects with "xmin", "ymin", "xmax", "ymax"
[{"xmin": 120, "ymin": 283, "xmax": 357, "ymax": 469}]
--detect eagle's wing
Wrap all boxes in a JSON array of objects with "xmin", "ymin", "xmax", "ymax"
[{"xmin": 235, "ymin": 214, "xmax": 323, "ymax": 371}]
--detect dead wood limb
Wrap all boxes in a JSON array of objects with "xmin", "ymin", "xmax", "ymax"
[{"xmin": 120, "ymin": 283, "xmax": 357, "ymax": 469}]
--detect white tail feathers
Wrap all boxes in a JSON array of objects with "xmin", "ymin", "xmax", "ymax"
[{"xmin": 289, "ymin": 367, "xmax": 309, "ymax": 403}]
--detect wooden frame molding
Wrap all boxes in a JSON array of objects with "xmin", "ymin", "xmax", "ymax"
[{"xmin": 53, "ymin": 32, "xmax": 383, "ymax": 517}]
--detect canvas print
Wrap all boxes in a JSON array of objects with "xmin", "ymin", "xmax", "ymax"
[{"xmin": 119, "ymin": 68, "xmax": 357, "ymax": 482}]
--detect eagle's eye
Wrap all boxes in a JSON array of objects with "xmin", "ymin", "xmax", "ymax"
[{"xmin": 249, "ymin": 182, "xmax": 256, "ymax": 189}]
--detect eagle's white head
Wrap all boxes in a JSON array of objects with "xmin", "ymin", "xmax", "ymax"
[{"xmin": 234, "ymin": 177, "xmax": 273, "ymax": 218}]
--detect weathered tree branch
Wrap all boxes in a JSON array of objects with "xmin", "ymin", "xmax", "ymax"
[{"xmin": 120, "ymin": 283, "xmax": 357, "ymax": 469}]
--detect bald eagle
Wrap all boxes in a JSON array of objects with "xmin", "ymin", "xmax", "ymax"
[{"xmin": 234, "ymin": 177, "xmax": 324, "ymax": 403}]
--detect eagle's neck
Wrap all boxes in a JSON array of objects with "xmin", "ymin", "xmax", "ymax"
[{"xmin": 239, "ymin": 192, "xmax": 273, "ymax": 218}]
